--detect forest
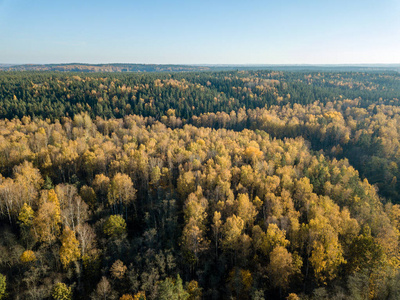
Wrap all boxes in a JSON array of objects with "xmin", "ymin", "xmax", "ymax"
[{"xmin": 0, "ymin": 69, "xmax": 400, "ymax": 299}]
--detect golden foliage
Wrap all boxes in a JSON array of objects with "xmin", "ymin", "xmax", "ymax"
[
  {"xmin": 20, "ymin": 250, "xmax": 36, "ymax": 263},
  {"xmin": 59, "ymin": 226, "xmax": 80, "ymax": 268}
]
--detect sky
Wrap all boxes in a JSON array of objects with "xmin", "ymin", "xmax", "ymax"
[{"xmin": 0, "ymin": 0, "xmax": 399, "ymax": 65}]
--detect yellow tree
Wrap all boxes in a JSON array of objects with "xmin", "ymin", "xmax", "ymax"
[
  {"xmin": 252, "ymin": 223, "xmax": 290, "ymax": 257},
  {"xmin": 18, "ymin": 203, "xmax": 34, "ymax": 228},
  {"xmin": 267, "ymin": 246, "xmax": 302, "ymax": 295},
  {"xmin": 212, "ymin": 211, "xmax": 222, "ymax": 258},
  {"xmin": 308, "ymin": 215, "xmax": 346, "ymax": 284},
  {"xmin": 222, "ymin": 215, "xmax": 244, "ymax": 251},
  {"xmin": 93, "ymin": 173, "xmax": 110, "ymax": 206},
  {"xmin": 180, "ymin": 186, "xmax": 209, "ymax": 263},
  {"xmin": 183, "ymin": 189, "xmax": 207, "ymax": 226},
  {"xmin": 222, "ymin": 214, "xmax": 247, "ymax": 263},
  {"xmin": 120, "ymin": 295, "xmax": 134, "ymax": 300},
  {"xmin": 108, "ymin": 173, "xmax": 136, "ymax": 218},
  {"xmin": 181, "ymin": 218, "xmax": 208, "ymax": 265},
  {"xmin": 48, "ymin": 189, "xmax": 61, "ymax": 219},
  {"xmin": 34, "ymin": 190, "xmax": 61, "ymax": 244},
  {"xmin": 235, "ymin": 193, "xmax": 257, "ymax": 228},
  {"xmin": 20, "ymin": 250, "xmax": 36, "ymax": 264},
  {"xmin": 177, "ymin": 171, "xmax": 196, "ymax": 200},
  {"xmin": 265, "ymin": 224, "xmax": 289, "ymax": 254},
  {"xmin": 13, "ymin": 160, "xmax": 43, "ymax": 208},
  {"xmin": 59, "ymin": 226, "xmax": 81, "ymax": 268},
  {"xmin": 133, "ymin": 292, "xmax": 146, "ymax": 300}
]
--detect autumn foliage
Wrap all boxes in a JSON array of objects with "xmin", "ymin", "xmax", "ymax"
[{"xmin": 0, "ymin": 70, "xmax": 399, "ymax": 299}]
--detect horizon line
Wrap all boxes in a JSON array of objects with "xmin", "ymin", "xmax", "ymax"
[{"xmin": 1, "ymin": 62, "xmax": 400, "ymax": 66}]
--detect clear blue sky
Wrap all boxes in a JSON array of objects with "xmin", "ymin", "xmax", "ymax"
[{"xmin": 0, "ymin": 0, "xmax": 399, "ymax": 64}]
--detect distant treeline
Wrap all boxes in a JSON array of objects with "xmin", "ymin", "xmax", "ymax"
[
  {"xmin": 0, "ymin": 70, "xmax": 399, "ymax": 121},
  {"xmin": 1, "ymin": 63, "xmax": 400, "ymax": 73}
]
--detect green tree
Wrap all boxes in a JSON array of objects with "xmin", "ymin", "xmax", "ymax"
[
  {"xmin": 158, "ymin": 275, "xmax": 189, "ymax": 300},
  {"xmin": 227, "ymin": 268, "xmax": 253, "ymax": 300},
  {"xmin": 0, "ymin": 274, "xmax": 5, "ymax": 300},
  {"xmin": 52, "ymin": 282, "xmax": 72, "ymax": 300},
  {"xmin": 103, "ymin": 215, "xmax": 126, "ymax": 238},
  {"xmin": 347, "ymin": 225, "xmax": 384, "ymax": 273}
]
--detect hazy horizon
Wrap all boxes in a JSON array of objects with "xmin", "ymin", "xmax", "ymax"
[{"xmin": 2, "ymin": 63, "xmax": 400, "ymax": 67}]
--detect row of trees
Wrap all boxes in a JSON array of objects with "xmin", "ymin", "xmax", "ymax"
[{"xmin": 0, "ymin": 70, "xmax": 398, "ymax": 121}]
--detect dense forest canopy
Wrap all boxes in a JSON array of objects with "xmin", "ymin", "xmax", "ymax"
[
  {"xmin": 0, "ymin": 69, "xmax": 400, "ymax": 299},
  {"xmin": 0, "ymin": 70, "xmax": 399, "ymax": 121}
]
